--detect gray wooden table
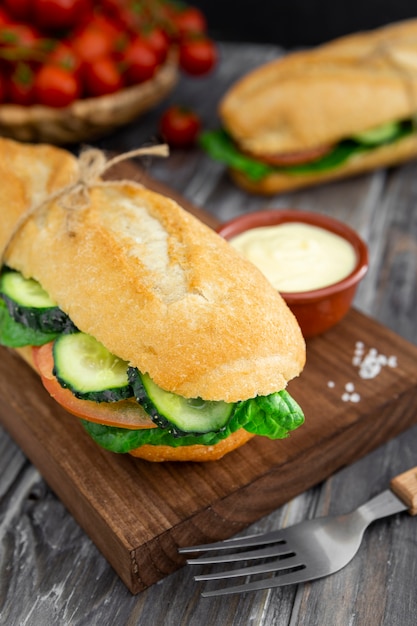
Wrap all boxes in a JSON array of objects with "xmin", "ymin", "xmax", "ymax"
[{"xmin": 1, "ymin": 42, "xmax": 416, "ymax": 626}]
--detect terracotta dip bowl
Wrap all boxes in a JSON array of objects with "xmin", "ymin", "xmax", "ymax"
[{"xmin": 217, "ymin": 209, "xmax": 369, "ymax": 338}]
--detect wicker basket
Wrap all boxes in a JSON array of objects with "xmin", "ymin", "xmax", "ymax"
[{"xmin": 0, "ymin": 53, "xmax": 178, "ymax": 145}]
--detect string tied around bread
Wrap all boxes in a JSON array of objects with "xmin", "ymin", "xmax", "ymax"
[{"xmin": 1, "ymin": 143, "xmax": 169, "ymax": 262}]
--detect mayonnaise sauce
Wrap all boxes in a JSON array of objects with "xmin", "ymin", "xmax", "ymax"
[{"xmin": 230, "ymin": 222, "xmax": 357, "ymax": 292}]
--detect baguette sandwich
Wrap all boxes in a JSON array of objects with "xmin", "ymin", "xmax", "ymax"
[
  {"xmin": 0, "ymin": 137, "xmax": 305, "ymax": 462},
  {"xmin": 201, "ymin": 18, "xmax": 417, "ymax": 195}
]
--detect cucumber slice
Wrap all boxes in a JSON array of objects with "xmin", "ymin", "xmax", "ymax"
[
  {"xmin": 128, "ymin": 368, "xmax": 234, "ymax": 435},
  {"xmin": 352, "ymin": 121, "xmax": 401, "ymax": 145},
  {"xmin": 0, "ymin": 268, "xmax": 76, "ymax": 333},
  {"xmin": 53, "ymin": 332, "xmax": 132, "ymax": 402},
  {"xmin": 0, "ymin": 268, "xmax": 55, "ymax": 307},
  {"xmin": 0, "ymin": 298, "xmax": 59, "ymax": 347}
]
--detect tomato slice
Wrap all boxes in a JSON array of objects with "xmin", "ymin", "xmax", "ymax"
[
  {"xmin": 32, "ymin": 342, "xmax": 155, "ymax": 430},
  {"xmin": 244, "ymin": 144, "xmax": 334, "ymax": 166}
]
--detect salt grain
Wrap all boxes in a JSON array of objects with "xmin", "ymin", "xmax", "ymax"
[{"xmin": 326, "ymin": 341, "xmax": 398, "ymax": 404}]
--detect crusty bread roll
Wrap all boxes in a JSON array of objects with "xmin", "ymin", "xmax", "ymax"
[
  {"xmin": 129, "ymin": 429, "xmax": 256, "ymax": 462},
  {"xmin": 231, "ymin": 132, "xmax": 417, "ymax": 195},
  {"xmin": 218, "ymin": 18, "xmax": 417, "ymax": 194},
  {"xmin": 5, "ymin": 182, "xmax": 304, "ymax": 403},
  {"xmin": 0, "ymin": 138, "xmax": 305, "ymax": 461},
  {"xmin": 0, "ymin": 138, "xmax": 79, "ymax": 256}
]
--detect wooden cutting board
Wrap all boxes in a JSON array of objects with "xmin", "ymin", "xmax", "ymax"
[{"xmin": 1, "ymin": 162, "xmax": 417, "ymax": 594}]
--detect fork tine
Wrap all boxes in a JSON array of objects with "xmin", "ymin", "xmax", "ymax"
[
  {"xmin": 185, "ymin": 541, "xmax": 292, "ymax": 565},
  {"xmin": 200, "ymin": 566, "xmax": 316, "ymax": 598},
  {"xmin": 194, "ymin": 553, "xmax": 305, "ymax": 581},
  {"xmin": 179, "ymin": 528, "xmax": 289, "ymax": 554}
]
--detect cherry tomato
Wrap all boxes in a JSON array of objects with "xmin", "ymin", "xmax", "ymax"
[
  {"xmin": 89, "ymin": 12, "xmax": 125, "ymax": 41},
  {"xmin": 0, "ymin": 24, "xmax": 41, "ymax": 50},
  {"xmin": 34, "ymin": 63, "xmax": 81, "ymax": 107},
  {"xmin": 99, "ymin": 0, "xmax": 137, "ymax": 30},
  {"xmin": 48, "ymin": 41, "xmax": 82, "ymax": 79},
  {"xmin": 8, "ymin": 62, "xmax": 36, "ymax": 105},
  {"xmin": 71, "ymin": 23, "xmax": 114, "ymax": 63},
  {"xmin": 123, "ymin": 37, "xmax": 159, "ymax": 84},
  {"xmin": 159, "ymin": 105, "xmax": 201, "ymax": 148},
  {"xmin": 0, "ymin": 73, "xmax": 6, "ymax": 103},
  {"xmin": 32, "ymin": 0, "xmax": 92, "ymax": 32},
  {"xmin": 179, "ymin": 36, "xmax": 218, "ymax": 76},
  {"xmin": 0, "ymin": 6, "xmax": 14, "ymax": 27},
  {"xmin": 83, "ymin": 55, "xmax": 124, "ymax": 97},
  {"xmin": 172, "ymin": 7, "xmax": 207, "ymax": 39},
  {"xmin": 32, "ymin": 343, "xmax": 155, "ymax": 430},
  {"xmin": 3, "ymin": 0, "xmax": 32, "ymax": 22},
  {"xmin": 142, "ymin": 27, "xmax": 170, "ymax": 64}
]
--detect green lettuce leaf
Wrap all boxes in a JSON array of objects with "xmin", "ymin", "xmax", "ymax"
[
  {"xmin": 235, "ymin": 391, "xmax": 305, "ymax": 438},
  {"xmin": 0, "ymin": 298, "xmax": 59, "ymax": 347},
  {"xmin": 199, "ymin": 121, "xmax": 414, "ymax": 182},
  {"xmin": 81, "ymin": 389, "xmax": 305, "ymax": 454}
]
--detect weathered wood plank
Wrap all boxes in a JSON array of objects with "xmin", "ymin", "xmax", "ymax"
[
  {"xmin": 3, "ymin": 299, "xmax": 416, "ymax": 597},
  {"xmin": 1, "ymin": 41, "xmax": 417, "ymax": 626},
  {"xmin": 1, "ymin": 162, "xmax": 417, "ymax": 595}
]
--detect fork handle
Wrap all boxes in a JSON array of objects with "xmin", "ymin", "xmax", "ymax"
[{"xmin": 390, "ymin": 466, "xmax": 417, "ymax": 515}]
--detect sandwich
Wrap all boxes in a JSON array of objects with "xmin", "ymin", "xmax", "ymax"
[
  {"xmin": 0, "ymin": 137, "xmax": 305, "ymax": 462},
  {"xmin": 201, "ymin": 18, "xmax": 417, "ymax": 195}
]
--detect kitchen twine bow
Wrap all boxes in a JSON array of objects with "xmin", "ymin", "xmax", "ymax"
[{"xmin": 1, "ymin": 143, "xmax": 169, "ymax": 263}]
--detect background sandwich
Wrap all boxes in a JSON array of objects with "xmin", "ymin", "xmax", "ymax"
[
  {"xmin": 0, "ymin": 138, "xmax": 305, "ymax": 462},
  {"xmin": 201, "ymin": 18, "xmax": 417, "ymax": 194}
]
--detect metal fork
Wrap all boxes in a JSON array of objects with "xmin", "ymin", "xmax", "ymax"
[{"xmin": 179, "ymin": 466, "xmax": 417, "ymax": 597}]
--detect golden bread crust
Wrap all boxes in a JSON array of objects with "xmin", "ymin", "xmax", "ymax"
[
  {"xmin": 1, "ymin": 138, "xmax": 305, "ymax": 402},
  {"xmin": 229, "ymin": 130, "xmax": 417, "ymax": 194},
  {"xmin": 220, "ymin": 19, "xmax": 417, "ymax": 154},
  {"xmin": 0, "ymin": 138, "xmax": 79, "ymax": 256},
  {"xmin": 128, "ymin": 428, "xmax": 255, "ymax": 461}
]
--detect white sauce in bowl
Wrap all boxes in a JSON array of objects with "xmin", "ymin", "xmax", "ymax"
[{"xmin": 230, "ymin": 222, "xmax": 357, "ymax": 292}]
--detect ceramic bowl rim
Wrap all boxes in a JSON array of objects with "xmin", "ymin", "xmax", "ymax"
[{"xmin": 217, "ymin": 208, "xmax": 369, "ymax": 303}]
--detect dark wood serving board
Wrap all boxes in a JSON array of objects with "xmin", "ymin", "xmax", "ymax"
[{"xmin": 1, "ymin": 162, "xmax": 417, "ymax": 594}]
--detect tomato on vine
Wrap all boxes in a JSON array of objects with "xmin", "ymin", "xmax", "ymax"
[
  {"xmin": 83, "ymin": 55, "xmax": 124, "ymax": 96},
  {"xmin": 71, "ymin": 23, "xmax": 115, "ymax": 62},
  {"xmin": 3, "ymin": 0, "xmax": 32, "ymax": 22},
  {"xmin": 171, "ymin": 7, "xmax": 207, "ymax": 39},
  {"xmin": 32, "ymin": 0, "xmax": 92, "ymax": 32},
  {"xmin": 123, "ymin": 36, "xmax": 159, "ymax": 84},
  {"xmin": 0, "ymin": 2, "xmax": 218, "ymax": 106},
  {"xmin": 34, "ymin": 63, "xmax": 81, "ymax": 107},
  {"xmin": 142, "ymin": 27, "xmax": 170, "ymax": 64},
  {"xmin": 48, "ymin": 42, "xmax": 82, "ymax": 78},
  {"xmin": 0, "ymin": 6, "xmax": 13, "ymax": 27},
  {"xmin": 8, "ymin": 62, "xmax": 36, "ymax": 105},
  {"xmin": 0, "ymin": 24, "xmax": 41, "ymax": 51},
  {"xmin": 0, "ymin": 73, "xmax": 6, "ymax": 103}
]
